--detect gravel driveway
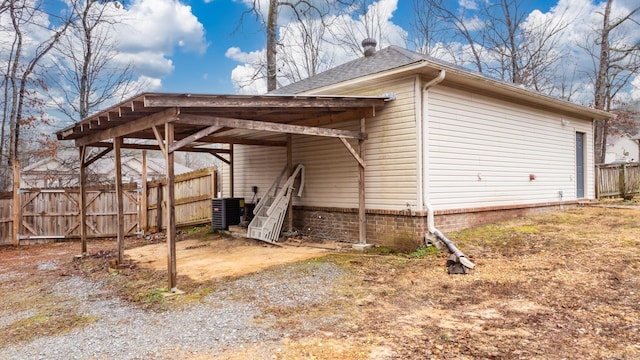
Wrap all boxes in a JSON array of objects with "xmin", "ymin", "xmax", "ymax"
[{"xmin": 0, "ymin": 260, "xmax": 344, "ymax": 360}]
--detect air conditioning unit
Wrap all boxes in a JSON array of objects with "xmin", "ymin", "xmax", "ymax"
[{"xmin": 211, "ymin": 198, "xmax": 244, "ymax": 230}]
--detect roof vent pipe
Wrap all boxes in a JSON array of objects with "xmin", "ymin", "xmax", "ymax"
[{"xmin": 362, "ymin": 38, "xmax": 377, "ymax": 57}]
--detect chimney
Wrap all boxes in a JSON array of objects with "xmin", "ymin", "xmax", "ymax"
[{"xmin": 362, "ymin": 38, "xmax": 377, "ymax": 57}]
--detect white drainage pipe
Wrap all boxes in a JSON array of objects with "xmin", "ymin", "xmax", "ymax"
[{"xmin": 427, "ymin": 203, "xmax": 475, "ymax": 269}]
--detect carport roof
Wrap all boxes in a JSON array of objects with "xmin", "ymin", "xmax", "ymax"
[{"xmin": 56, "ymin": 93, "xmax": 390, "ymax": 148}]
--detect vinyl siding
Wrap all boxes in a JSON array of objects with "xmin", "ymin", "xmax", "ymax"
[
  {"xmin": 231, "ymin": 76, "xmax": 419, "ymax": 210},
  {"xmin": 427, "ymin": 86, "xmax": 594, "ymax": 210},
  {"xmin": 231, "ymin": 145, "xmax": 287, "ymax": 201}
]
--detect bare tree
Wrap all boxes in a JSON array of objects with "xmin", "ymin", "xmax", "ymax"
[
  {"xmin": 590, "ymin": 0, "xmax": 640, "ymax": 164},
  {"xmin": 242, "ymin": 0, "xmax": 345, "ymax": 91},
  {"xmin": 484, "ymin": 0, "xmax": 568, "ymax": 90},
  {"xmin": 410, "ymin": 0, "xmax": 444, "ymax": 56},
  {"xmin": 328, "ymin": 0, "xmax": 407, "ymax": 58},
  {"xmin": 278, "ymin": 13, "xmax": 334, "ymax": 84},
  {"xmin": 48, "ymin": 0, "xmax": 137, "ymax": 123},
  {"xmin": 0, "ymin": 0, "xmax": 72, "ymax": 190},
  {"xmin": 412, "ymin": 0, "xmax": 568, "ymax": 92},
  {"xmin": 412, "ymin": 0, "xmax": 486, "ymax": 72}
]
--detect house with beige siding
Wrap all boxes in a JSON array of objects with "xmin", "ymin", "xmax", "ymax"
[{"xmin": 226, "ymin": 44, "xmax": 614, "ymax": 247}]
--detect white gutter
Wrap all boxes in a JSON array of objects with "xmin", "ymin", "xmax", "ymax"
[
  {"xmin": 423, "ymin": 70, "xmax": 446, "ymax": 91},
  {"xmin": 421, "ymin": 70, "xmax": 445, "ymax": 210}
]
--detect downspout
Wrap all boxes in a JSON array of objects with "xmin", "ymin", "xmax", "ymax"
[
  {"xmin": 421, "ymin": 70, "xmax": 446, "ymax": 210},
  {"xmin": 421, "ymin": 70, "xmax": 475, "ymax": 270},
  {"xmin": 427, "ymin": 204, "xmax": 475, "ymax": 269}
]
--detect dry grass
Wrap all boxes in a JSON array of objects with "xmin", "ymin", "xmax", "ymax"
[{"xmin": 1, "ymin": 204, "xmax": 639, "ymax": 359}]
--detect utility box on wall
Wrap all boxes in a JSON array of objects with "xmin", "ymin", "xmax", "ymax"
[{"xmin": 212, "ymin": 198, "xmax": 244, "ymax": 230}]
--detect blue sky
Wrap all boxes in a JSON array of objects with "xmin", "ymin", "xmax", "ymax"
[
  {"xmin": 157, "ymin": 0, "xmax": 559, "ymax": 94},
  {"xmin": 4, "ymin": 0, "xmax": 637, "ymax": 111}
]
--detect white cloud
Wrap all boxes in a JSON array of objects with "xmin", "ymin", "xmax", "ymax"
[
  {"xmin": 91, "ymin": 0, "xmax": 208, "ymax": 85},
  {"xmin": 460, "ymin": 15, "xmax": 485, "ymax": 31},
  {"xmin": 458, "ymin": 0, "xmax": 479, "ymax": 10},
  {"xmin": 116, "ymin": 0, "xmax": 207, "ymax": 55},
  {"xmin": 230, "ymin": 64, "xmax": 268, "ymax": 95}
]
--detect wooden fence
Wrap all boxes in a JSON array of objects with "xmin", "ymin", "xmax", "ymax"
[
  {"xmin": 0, "ymin": 192, "xmax": 12, "ymax": 245},
  {"xmin": 596, "ymin": 163, "xmax": 640, "ymax": 199},
  {"xmin": 0, "ymin": 167, "xmax": 217, "ymax": 246},
  {"xmin": 145, "ymin": 167, "xmax": 217, "ymax": 232}
]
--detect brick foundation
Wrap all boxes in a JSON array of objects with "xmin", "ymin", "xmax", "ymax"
[{"xmin": 293, "ymin": 201, "xmax": 580, "ymax": 248}]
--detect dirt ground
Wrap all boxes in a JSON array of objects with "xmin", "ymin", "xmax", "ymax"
[
  {"xmin": 1, "ymin": 204, "xmax": 639, "ymax": 359},
  {"xmin": 125, "ymin": 236, "xmax": 333, "ymax": 282}
]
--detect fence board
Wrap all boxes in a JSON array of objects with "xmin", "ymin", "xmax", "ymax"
[
  {"xmin": 146, "ymin": 167, "xmax": 217, "ymax": 231},
  {"xmin": 597, "ymin": 163, "xmax": 640, "ymax": 198},
  {"xmin": 17, "ymin": 184, "xmax": 139, "ymax": 243}
]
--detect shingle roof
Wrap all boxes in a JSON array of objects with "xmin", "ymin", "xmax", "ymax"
[{"xmin": 270, "ymin": 46, "xmax": 428, "ymax": 95}]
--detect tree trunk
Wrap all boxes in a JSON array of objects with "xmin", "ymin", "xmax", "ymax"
[
  {"xmin": 266, "ymin": 0, "xmax": 278, "ymax": 91},
  {"xmin": 593, "ymin": 0, "xmax": 613, "ymax": 164}
]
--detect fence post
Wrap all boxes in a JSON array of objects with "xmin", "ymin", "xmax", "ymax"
[
  {"xmin": 157, "ymin": 183, "xmax": 163, "ymax": 232},
  {"xmin": 141, "ymin": 150, "xmax": 148, "ymax": 233},
  {"xmin": 595, "ymin": 165, "xmax": 600, "ymax": 199},
  {"xmin": 12, "ymin": 160, "xmax": 21, "ymax": 246},
  {"xmin": 618, "ymin": 166, "xmax": 624, "ymax": 199}
]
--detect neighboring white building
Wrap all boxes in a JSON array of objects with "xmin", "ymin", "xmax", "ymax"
[{"xmin": 605, "ymin": 134, "xmax": 639, "ymax": 164}]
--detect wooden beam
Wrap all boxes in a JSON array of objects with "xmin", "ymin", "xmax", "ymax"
[
  {"xmin": 290, "ymin": 108, "xmax": 373, "ymax": 127},
  {"xmin": 168, "ymin": 125, "xmax": 223, "ymax": 153},
  {"xmin": 165, "ymin": 122, "xmax": 178, "ymax": 291},
  {"xmin": 179, "ymin": 135, "xmax": 286, "ymax": 147},
  {"xmin": 339, "ymin": 137, "xmax": 366, "ymax": 168},
  {"xmin": 212, "ymin": 153, "xmax": 230, "ymax": 165},
  {"xmin": 114, "ymin": 137, "xmax": 125, "ymax": 264},
  {"xmin": 143, "ymin": 94, "xmax": 387, "ymax": 109},
  {"xmin": 103, "ymin": 132, "xmax": 287, "ymax": 147},
  {"xmin": 85, "ymin": 147, "xmax": 112, "ymax": 167},
  {"xmin": 152, "ymin": 126, "xmax": 166, "ymax": 154},
  {"xmin": 358, "ymin": 118, "xmax": 366, "ymax": 245},
  {"xmin": 141, "ymin": 150, "xmax": 148, "ymax": 233},
  {"xmin": 12, "ymin": 160, "xmax": 21, "ymax": 246},
  {"xmin": 79, "ymin": 147, "xmax": 88, "ymax": 254},
  {"xmin": 75, "ymin": 107, "xmax": 178, "ymax": 147},
  {"xmin": 177, "ymin": 114, "xmax": 367, "ymax": 140},
  {"xmin": 90, "ymin": 141, "xmax": 231, "ymax": 154}
]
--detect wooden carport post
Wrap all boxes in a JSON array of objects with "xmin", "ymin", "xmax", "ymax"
[
  {"xmin": 114, "ymin": 137, "xmax": 125, "ymax": 265},
  {"xmin": 229, "ymin": 144, "xmax": 234, "ymax": 197},
  {"xmin": 358, "ymin": 117, "xmax": 366, "ymax": 245},
  {"xmin": 165, "ymin": 122, "xmax": 177, "ymax": 291},
  {"xmin": 338, "ymin": 117, "xmax": 367, "ymax": 246},
  {"xmin": 287, "ymin": 134, "xmax": 293, "ymax": 232},
  {"xmin": 78, "ymin": 146, "xmax": 87, "ymax": 254}
]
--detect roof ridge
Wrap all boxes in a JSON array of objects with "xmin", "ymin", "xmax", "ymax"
[{"xmin": 271, "ymin": 45, "xmax": 424, "ymax": 95}]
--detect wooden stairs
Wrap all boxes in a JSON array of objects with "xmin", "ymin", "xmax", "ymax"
[{"xmin": 247, "ymin": 164, "xmax": 305, "ymax": 244}]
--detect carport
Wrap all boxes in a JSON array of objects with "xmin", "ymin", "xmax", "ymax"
[{"xmin": 56, "ymin": 93, "xmax": 388, "ymax": 291}]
